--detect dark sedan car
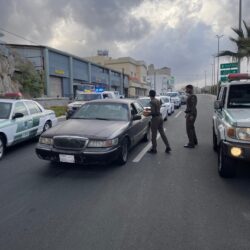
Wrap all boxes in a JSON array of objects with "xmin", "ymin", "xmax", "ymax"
[{"xmin": 36, "ymin": 99, "xmax": 151, "ymax": 166}]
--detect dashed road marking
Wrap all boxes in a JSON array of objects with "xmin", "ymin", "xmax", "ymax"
[
  {"xmin": 132, "ymin": 129, "xmax": 165, "ymax": 163},
  {"xmin": 175, "ymin": 111, "xmax": 182, "ymax": 118},
  {"xmin": 133, "ymin": 109, "xmax": 183, "ymax": 163}
]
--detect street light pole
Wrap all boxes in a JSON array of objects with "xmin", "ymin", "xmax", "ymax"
[
  {"xmin": 216, "ymin": 35, "xmax": 223, "ymax": 85},
  {"xmin": 239, "ymin": 0, "xmax": 242, "ymax": 31},
  {"xmin": 238, "ymin": 0, "xmax": 242, "ymax": 73}
]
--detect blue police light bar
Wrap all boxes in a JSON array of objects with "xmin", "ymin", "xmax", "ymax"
[{"xmin": 95, "ymin": 88, "xmax": 104, "ymax": 92}]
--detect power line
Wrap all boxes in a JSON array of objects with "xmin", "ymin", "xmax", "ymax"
[{"xmin": 0, "ymin": 27, "xmax": 40, "ymax": 45}]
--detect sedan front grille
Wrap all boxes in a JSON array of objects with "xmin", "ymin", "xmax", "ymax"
[{"xmin": 53, "ymin": 136, "xmax": 87, "ymax": 151}]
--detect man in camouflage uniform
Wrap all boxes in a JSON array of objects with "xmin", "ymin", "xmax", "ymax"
[
  {"xmin": 184, "ymin": 84, "xmax": 198, "ymax": 148},
  {"xmin": 147, "ymin": 90, "xmax": 171, "ymax": 154}
]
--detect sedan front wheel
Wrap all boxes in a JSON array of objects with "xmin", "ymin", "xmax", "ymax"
[
  {"xmin": 43, "ymin": 121, "xmax": 52, "ymax": 132},
  {"xmin": 117, "ymin": 138, "xmax": 128, "ymax": 165}
]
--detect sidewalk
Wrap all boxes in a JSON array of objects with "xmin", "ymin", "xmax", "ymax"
[{"xmin": 58, "ymin": 115, "xmax": 66, "ymax": 122}]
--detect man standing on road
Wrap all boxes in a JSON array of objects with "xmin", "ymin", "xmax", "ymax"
[
  {"xmin": 184, "ymin": 84, "xmax": 198, "ymax": 148},
  {"xmin": 146, "ymin": 90, "xmax": 171, "ymax": 154}
]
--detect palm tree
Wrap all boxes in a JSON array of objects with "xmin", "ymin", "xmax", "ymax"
[{"xmin": 218, "ymin": 20, "xmax": 250, "ymax": 68}]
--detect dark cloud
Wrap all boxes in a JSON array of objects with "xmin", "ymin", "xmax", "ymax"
[
  {"xmin": 0, "ymin": 0, "xmax": 148, "ymax": 44},
  {"xmin": 0, "ymin": 0, "xmax": 250, "ymax": 86}
]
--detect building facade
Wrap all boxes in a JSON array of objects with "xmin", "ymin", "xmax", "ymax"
[
  {"xmin": 86, "ymin": 56, "xmax": 150, "ymax": 97},
  {"xmin": 8, "ymin": 45, "xmax": 129, "ymax": 98},
  {"xmin": 147, "ymin": 64, "xmax": 175, "ymax": 95}
]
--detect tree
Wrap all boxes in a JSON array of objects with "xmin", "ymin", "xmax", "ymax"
[
  {"xmin": 14, "ymin": 61, "xmax": 44, "ymax": 97},
  {"xmin": 218, "ymin": 20, "xmax": 250, "ymax": 65}
]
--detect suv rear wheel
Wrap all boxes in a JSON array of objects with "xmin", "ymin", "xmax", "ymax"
[{"xmin": 218, "ymin": 143, "xmax": 236, "ymax": 178}]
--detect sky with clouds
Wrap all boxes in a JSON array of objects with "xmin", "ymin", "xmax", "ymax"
[{"xmin": 0, "ymin": 0, "xmax": 250, "ymax": 87}]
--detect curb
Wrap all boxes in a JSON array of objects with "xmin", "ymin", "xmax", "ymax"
[{"xmin": 58, "ymin": 115, "xmax": 66, "ymax": 122}]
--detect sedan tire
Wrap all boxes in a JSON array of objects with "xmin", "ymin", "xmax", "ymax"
[
  {"xmin": 43, "ymin": 121, "xmax": 52, "ymax": 132},
  {"xmin": 117, "ymin": 138, "xmax": 128, "ymax": 165}
]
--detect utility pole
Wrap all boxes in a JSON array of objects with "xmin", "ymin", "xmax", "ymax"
[
  {"xmin": 154, "ymin": 71, "xmax": 156, "ymax": 91},
  {"xmin": 211, "ymin": 64, "xmax": 214, "ymax": 93},
  {"xmin": 216, "ymin": 35, "xmax": 223, "ymax": 86},
  {"xmin": 122, "ymin": 68, "xmax": 125, "ymax": 96},
  {"xmin": 205, "ymin": 70, "xmax": 207, "ymax": 93},
  {"xmin": 238, "ymin": 0, "xmax": 242, "ymax": 73}
]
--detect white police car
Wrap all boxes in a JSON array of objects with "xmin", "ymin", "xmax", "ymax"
[
  {"xmin": 66, "ymin": 91, "xmax": 119, "ymax": 119},
  {"xmin": 213, "ymin": 73, "xmax": 250, "ymax": 177},
  {"xmin": 0, "ymin": 96, "xmax": 57, "ymax": 160}
]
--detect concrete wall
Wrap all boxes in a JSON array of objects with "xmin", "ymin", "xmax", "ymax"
[{"xmin": 34, "ymin": 97, "xmax": 69, "ymax": 108}]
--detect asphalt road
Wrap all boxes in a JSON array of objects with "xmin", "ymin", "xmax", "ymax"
[{"xmin": 1, "ymin": 94, "xmax": 250, "ymax": 250}]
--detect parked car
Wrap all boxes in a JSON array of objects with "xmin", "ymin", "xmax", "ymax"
[
  {"xmin": 178, "ymin": 91, "xmax": 188, "ymax": 104},
  {"xmin": 137, "ymin": 97, "xmax": 168, "ymax": 121},
  {"xmin": 160, "ymin": 96, "xmax": 175, "ymax": 115},
  {"xmin": 166, "ymin": 92, "xmax": 181, "ymax": 108},
  {"xmin": 66, "ymin": 91, "xmax": 118, "ymax": 119},
  {"xmin": 0, "ymin": 98, "xmax": 57, "ymax": 160},
  {"xmin": 36, "ymin": 99, "xmax": 151, "ymax": 166}
]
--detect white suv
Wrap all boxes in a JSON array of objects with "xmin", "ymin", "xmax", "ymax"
[
  {"xmin": 213, "ymin": 74, "xmax": 250, "ymax": 177},
  {"xmin": 166, "ymin": 92, "xmax": 181, "ymax": 108}
]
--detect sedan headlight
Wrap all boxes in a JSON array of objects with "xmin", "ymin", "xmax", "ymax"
[
  {"xmin": 87, "ymin": 138, "xmax": 119, "ymax": 148},
  {"xmin": 39, "ymin": 137, "xmax": 53, "ymax": 145},
  {"xmin": 236, "ymin": 128, "xmax": 250, "ymax": 141}
]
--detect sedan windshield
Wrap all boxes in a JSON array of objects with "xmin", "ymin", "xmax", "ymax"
[
  {"xmin": 0, "ymin": 102, "xmax": 12, "ymax": 119},
  {"xmin": 75, "ymin": 93, "xmax": 102, "ymax": 101},
  {"xmin": 138, "ymin": 98, "xmax": 150, "ymax": 107},
  {"xmin": 228, "ymin": 84, "xmax": 250, "ymax": 108},
  {"xmin": 72, "ymin": 103, "xmax": 129, "ymax": 121}
]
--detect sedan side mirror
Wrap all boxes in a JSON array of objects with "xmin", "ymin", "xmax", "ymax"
[
  {"xmin": 214, "ymin": 100, "xmax": 223, "ymax": 110},
  {"xmin": 132, "ymin": 114, "xmax": 142, "ymax": 121},
  {"xmin": 12, "ymin": 113, "xmax": 24, "ymax": 119}
]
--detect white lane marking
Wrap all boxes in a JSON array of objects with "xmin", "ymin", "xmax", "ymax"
[
  {"xmin": 132, "ymin": 129, "xmax": 166, "ymax": 163},
  {"xmin": 175, "ymin": 111, "xmax": 182, "ymax": 118}
]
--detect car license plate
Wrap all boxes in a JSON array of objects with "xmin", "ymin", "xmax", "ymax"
[{"xmin": 59, "ymin": 154, "xmax": 75, "ymax": 163}]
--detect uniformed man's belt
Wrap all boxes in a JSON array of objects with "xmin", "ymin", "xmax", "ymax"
[{"xmin": 152, "ymin": 114, "xmax": 161, "ymax": 117}]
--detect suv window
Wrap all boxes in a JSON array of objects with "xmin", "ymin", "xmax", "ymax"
[
  {"xmin": 228, "ymin": 84, "xmax": 250, "ymax": 108},
  {"xmin": 25, "ymin": 101, "xmax": 42, "ymax": 114},
  {"xmin": 13, "ymin": 102, "xmax": 28, "ymax": 116}
]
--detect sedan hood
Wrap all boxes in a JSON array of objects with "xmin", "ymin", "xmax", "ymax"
[
  {"xmin": 227, "ymin": 109, "xmax": 250, "ymax": 127},
  {"xmin": 43, "ymin": 119, "xmax": 130, "ymax": 139},
  {"xmin": 68, "ymin": 101, "xmax": 86, "ymax": 107}
]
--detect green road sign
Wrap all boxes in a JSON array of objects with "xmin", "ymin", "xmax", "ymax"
[
  {"xmin": 220, "ymin": 69, "xmax": 238, "ymax": 75},
  {"xmin": 220, "ymin": 62, "xmax": 238, "ymax": 69},
  {"xmin": 220, "ymin": 76, "xmax": 228, "ymax": 82}
]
